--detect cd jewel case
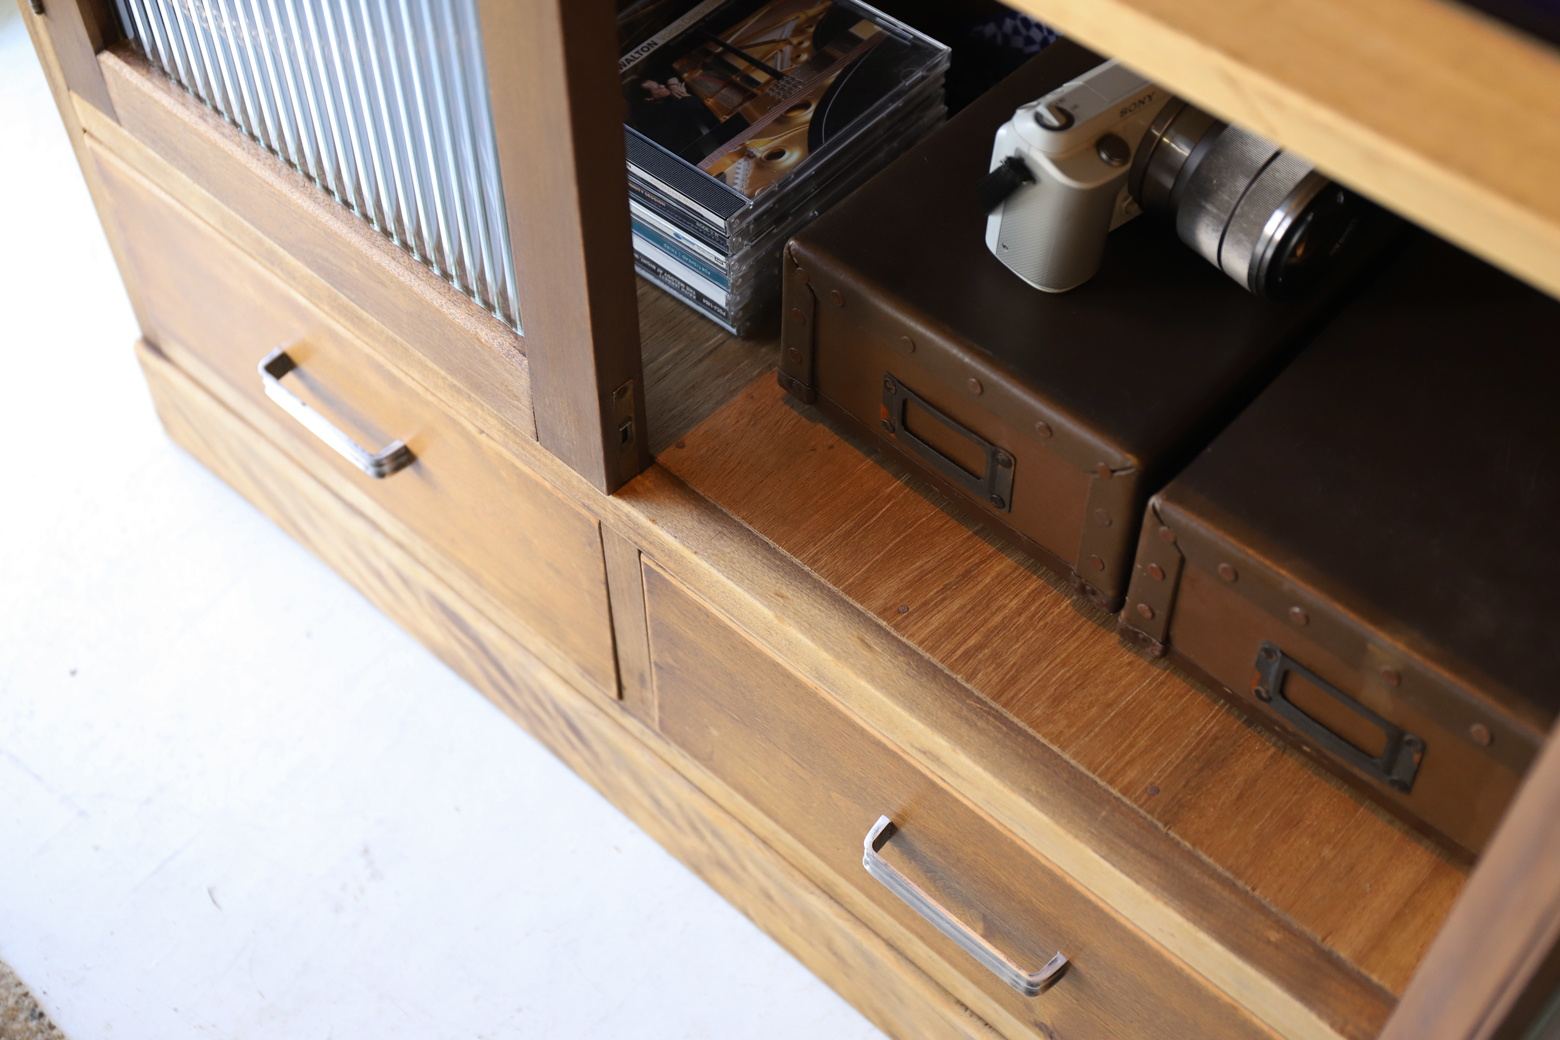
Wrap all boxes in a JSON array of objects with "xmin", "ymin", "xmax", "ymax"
[{"xmin": 619, "ymin": 0, "xmax": 951, "ymax": 334}]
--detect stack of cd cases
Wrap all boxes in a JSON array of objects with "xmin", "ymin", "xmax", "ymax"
[{"xmin": 619, "ymin": 0, "xmax": 951, "ymax": 334}]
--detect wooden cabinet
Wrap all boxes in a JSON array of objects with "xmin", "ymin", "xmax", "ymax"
[{"xmin": 18, "ymin": 1, "xmax": 1560, "ymax": 1038}]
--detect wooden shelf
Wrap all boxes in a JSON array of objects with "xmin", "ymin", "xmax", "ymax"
[
  {"xmin": 639, "ymin": 286, "xmax": 1468, "ymax": 1011},
  {"xmin": 1001, "ymin": 0, "xmax": 1560, "ymax": 300}
]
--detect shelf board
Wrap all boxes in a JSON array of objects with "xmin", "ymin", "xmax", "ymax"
[
  {"xmin": 1002, "ymin": 0, "xmax": 1560, "ymax": 299},
  {"xmin": 657, "ymin": 357, "xmax": 1468, "ymax": 1004}
]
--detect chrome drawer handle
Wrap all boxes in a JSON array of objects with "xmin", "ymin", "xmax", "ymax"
[
  {"xmin": 863, "ymin": 815, "xmax": 1068, "ymax": 997},
  {"xmin": 259, "ymin": 348, "xmax": 413, "ymax": 479}
]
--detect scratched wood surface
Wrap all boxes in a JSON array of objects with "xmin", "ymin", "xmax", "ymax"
[{"xmin": 659, "ymin": 371, "xmax": 1468, "ymax": 996}]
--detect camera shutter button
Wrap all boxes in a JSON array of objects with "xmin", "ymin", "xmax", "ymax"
[{"xmin": 1096, "ymin": 134, "xmax": 1130, "ymax": 167}]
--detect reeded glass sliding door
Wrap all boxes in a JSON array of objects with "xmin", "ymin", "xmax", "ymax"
[{"xmin": 113, "ymin": 0, "xmax": 522, "ymax": 332}]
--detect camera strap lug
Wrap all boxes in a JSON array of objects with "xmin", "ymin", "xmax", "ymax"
[{"xmin": 976, "ymin": 156, "xmax": 1035, "ymax": 215}]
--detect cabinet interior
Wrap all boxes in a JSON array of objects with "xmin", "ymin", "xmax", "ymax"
[{"xmin": 638, "ymin": 281, "xmax": 1470, "ymax": 998}]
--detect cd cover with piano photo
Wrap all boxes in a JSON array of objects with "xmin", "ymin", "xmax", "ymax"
[{"xmin": 620, "ymin": 0, "xmax": 940, "ymax": 198}]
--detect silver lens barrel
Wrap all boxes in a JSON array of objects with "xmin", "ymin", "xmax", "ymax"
[
  {"xmin": 1128, "ymin": 99, "xmax": 1221, "ymax": 213},
  {"xmin": 1181, "ymin": 126, "xmax": 1320, "ymax": 290},
  {"xmin": 1128, "ymin": 97, "xmax": 1355, "ymax": 298},
  {"xmin": 1241, "ymin": 167, "xmax": 1333, "ymax": 294}
]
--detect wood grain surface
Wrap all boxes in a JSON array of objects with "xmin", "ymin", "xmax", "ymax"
[
  {"xmin": 126, "ymin": 243, "xmax": 1414, "ymax": 1036},
  {"xmin": 25, "ymin": 0, "xmax": 115, "ymax": 117},
  {"xmin": 95, "ymin": 143, "xmax": 618, "ymax": 701},
  {"xmin": 660, "ymin": 373, "xmax": 1467, "ymax": 997},
  {"xmin": 135, "ymin": 338, "xmax": 1004, "ymax": 1040},
  {"xmin": 603, "ymin": 523, "xmax": 656, "ymax": 723},
  {"xmin": 637, "ymin": 281, "xmax": 781, "ymax": 455},
  {"xmin": 998, "ymin": 0, "xmax": 1560, "ymax": 302},
  {"xmin": 648, "ymin": 560, "xmax": 1277, "ymax": 1040},
  {"xmin": 72, "ymin": 92, "xmax": 541, "ymax": 473}
]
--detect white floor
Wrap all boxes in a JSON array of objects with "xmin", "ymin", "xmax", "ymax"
[{"xmin": 0, "ymin": 12, "xmax": 883, "ymax": 1039}]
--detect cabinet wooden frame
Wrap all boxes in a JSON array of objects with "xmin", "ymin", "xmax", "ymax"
[
  {"xmin": 19, "ymin": 0, "xmax": 1560, "ymax": 1035},
  {"xmin": 1380, "ymin": 729, "xmax": 1560, "ymax": 1040},
  {"xmin": 22, "ymin": 0, "xmax": 118, "ymax": 117}
]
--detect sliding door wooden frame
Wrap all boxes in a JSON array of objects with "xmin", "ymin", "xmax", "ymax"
[
  {"xmin": 24, "ymin": 0, "xmax": 118, "ymax": 116},
  {"xmin": 34, "ymin": 0, "xmax": 650, "ymax": 495}
]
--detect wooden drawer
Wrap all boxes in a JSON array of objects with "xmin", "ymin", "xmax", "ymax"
[
  {"xmin": 90, "ymin": 137, "xmax": 617, "ymax": 698},
  {"xmin": 645, "ymin": 559, "xmax": 1273, "ymax": 1040}
]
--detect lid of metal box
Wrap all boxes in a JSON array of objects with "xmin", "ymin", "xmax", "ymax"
[
  {"xmin": 1161, "ymin": 231, "xmax": 1560, "ymax": 725},
  {"xmin": 787, "ymin": 39, "xmax": 1358, "ymax": 483}
]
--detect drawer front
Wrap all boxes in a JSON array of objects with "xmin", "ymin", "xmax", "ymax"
[
  {"xmin": 92, "ymin": 139, "xmax": 617, "ymax": 696},
  {"xmin": 645, "ymin": 561, "xmax": 1271, "ymax": 1040}
]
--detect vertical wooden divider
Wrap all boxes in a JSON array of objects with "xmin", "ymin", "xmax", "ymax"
[
  {"xmin": 1379, "ymin": 728, "xmax": 1560, "ymax": 1040},
  {"xmin": 28, "ymin": 0, "xmax": 118, "ymax": 117},
  {"xmin": 477, "ymin": 0, "xmax": 650, "ymax": 494}
]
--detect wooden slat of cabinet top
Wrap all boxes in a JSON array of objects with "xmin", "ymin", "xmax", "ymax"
[
  {"xmin": 997, "ymin": 0, "xmax": 1560, "ymax": 301},
  {"xmin": 660, "ymin": 371, "xmax": 1467, "ymax": 997}
]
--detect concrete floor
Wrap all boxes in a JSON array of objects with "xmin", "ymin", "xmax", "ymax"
[{"xmin": 0, "ymin": 10, "xmax": 883, "ymax": 1039}]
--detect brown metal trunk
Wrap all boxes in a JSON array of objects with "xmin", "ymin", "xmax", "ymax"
[
  {"xmin": 780, "ymin": 41, "xmax": 1366, "ymax": 609},
  {"xmin": 1120, "ymin": 232, "xmax": 1559, "ymax": 857}
]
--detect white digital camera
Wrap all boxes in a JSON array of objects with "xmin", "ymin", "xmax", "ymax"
[{"xmin": 980, "ymin": 60, "xmax": 1369, "ymax": 299}]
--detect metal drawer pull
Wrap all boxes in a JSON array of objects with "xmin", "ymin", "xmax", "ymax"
[
  {"xmin": 863, "ymin": 815, "xmax": 1068, "ymax": 997},
  {"xmin": 259, "ymin": 348, "xmax": 414, "ymax": 479}
]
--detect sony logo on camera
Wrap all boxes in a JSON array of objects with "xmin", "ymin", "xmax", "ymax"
[{"xmin": 1117, "ymin": 90, "xmax": 1159, "ymax": 120}]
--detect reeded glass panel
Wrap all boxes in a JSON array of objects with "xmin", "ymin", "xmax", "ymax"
[{"xmin": 115, "ymin": 0, "xmax": 522, "ymax": 332}]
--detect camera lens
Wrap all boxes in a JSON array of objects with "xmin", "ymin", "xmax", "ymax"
[
  {"xmin": 1129, "ymin": 99, "xmax": 1220, "ymax": 213},
  {"xmin": 1129, "ymin": 99, "xmax": 1364, "ymax": 298},
  {"xmin": 1251, "ymin": 179, "xmax": 1370, "ymax": 299}
]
